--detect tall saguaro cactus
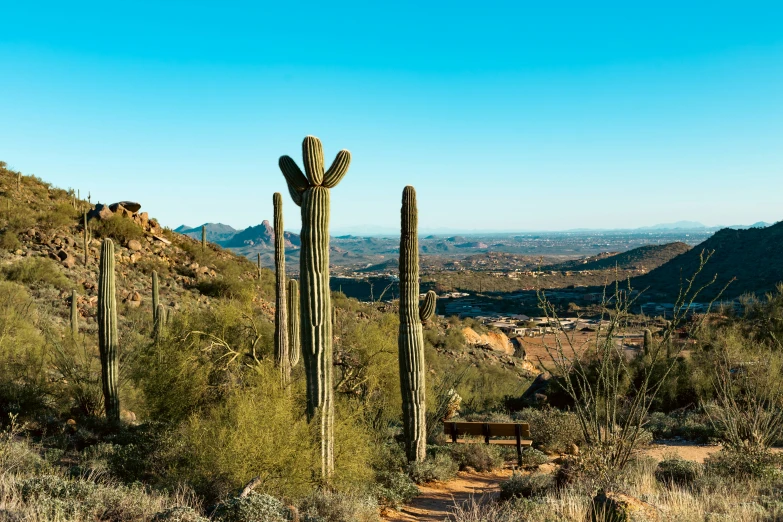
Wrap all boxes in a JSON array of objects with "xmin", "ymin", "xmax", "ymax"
[
  {"xmin": 83, "ymin": 212, "xmax": 89, "ymax": 266},
  {"xmin": 201, "ymin": 225, "xmax": 206, "ymax": 252},
  {"xmin": 643, "ymin": 328, "xmax": 652, "ymax": 356},
  {"xmin": 278, "ymin": 135, "xmax": 351, "ymax": 479},
  {"xmin": 288, "ymin": 279, "xmax": 300, "ymax": 368},
  {"xmin": 257, "ymin": 253, "xmax": 262, "ymax": 280},
  {"xmin": 98, "ymin": 239, "xmax": 120, "ymax": 422},
  {"xmin": 70, "ymin": 290, "xmax": 79, "ymax": 339},
  {"xmin": 398, "ymin": 186, "xmax": 437, "ymax": 462},
  {"xmin": 273, "ymin": 192, "xmax": 290, "ymax": 384}
]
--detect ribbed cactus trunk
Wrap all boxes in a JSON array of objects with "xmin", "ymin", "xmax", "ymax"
[
  {"xmin": 153, "ymin": 304, "xmax": 166, "ymax": 342},
  {"xmin": 201, "ymin": 225, "xmax": 206, "ymax": 252},
  {"xmin": 98, "ymin": 239, "xmax": 120, "ymax": 422},
  {"xmin": 278, "ymin": 135, "xmax": 351, "ymax": 480},
  {"xmin": 398, "ymin": 186, "xmax": 436, "ymax": 462},
  {"xmin": 288, "ymin": 279, "xmax": 300, "ymax": 368},
  {"xmin": 70, "ymin": 290, "xmax": 78, "ymax": 339},
  {"xmin": 643, "ymin": 328, "xmax": 652, "ymax": 356},
  {"xmin": 152, "ymin": 271, "xmax": 160, "ymax": 325},
  {"xmin": 257, "ymin": 253, "xmax": 262, "ymax": 280},
  {"xmin": 83, "ymin": 212, "xmax": 89, "ymax": 266},
  {"xmin": 273, "ymin": 192, "xmax": 290, "ymax": 385}
]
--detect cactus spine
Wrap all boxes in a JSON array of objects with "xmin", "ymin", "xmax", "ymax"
[
  {"xmin": 70, "ymin": 290, "xmax": 78, "ymax": 338},
  {"xmin": 398, "ymin": 186, "xmax": 435, "ymax": 462},
  {"xmin": 98, "ymin": 239, "xmax": 120, "ymax": 422},
  {"xmin": 152, "ymin": 271, "xmax": 160, "ymax": 325},
  {"xmin": 201, "ymin": 225, "xmax": 206, "ymax": 252},
  {"xmin": 278, "ymin": 135, "xmax": 351, "ymax": 479},
  {"xmin": 273, "ymin": 192, "xmax": 290, "ymax": 384},
  {"xmin": 288, "ymin": 279, "xmax": 300, "ymax": 368}
]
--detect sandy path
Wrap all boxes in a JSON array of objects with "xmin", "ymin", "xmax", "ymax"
[{"xmin": 381, "ymin": 469, "xmax": 513, "ymax": 522}]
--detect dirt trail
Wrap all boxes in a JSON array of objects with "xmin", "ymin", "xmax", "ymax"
[
  {"xmin": 381, "ymin": 469, "xmax": 513, "ymax": 522},
  {"xmin": 380, "ymin": 443, "xmax": 746, "ymax": 521}
]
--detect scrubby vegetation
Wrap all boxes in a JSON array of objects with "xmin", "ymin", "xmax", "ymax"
[{"xmin": 1, "ymin": 161, "xmax": 782, "ymax": 521}]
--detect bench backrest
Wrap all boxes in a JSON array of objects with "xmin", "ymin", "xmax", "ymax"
[{"xmin": 443, "ymin": 421, "xmax": 530, "ymax": 438}]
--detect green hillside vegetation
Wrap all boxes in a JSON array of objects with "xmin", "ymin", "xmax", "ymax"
[
  {"xmin": 2, "ymin": 160, "xmax": 783, "ymax": 521},
  {"xmin": 545, "ymin": 242, "xmax": 691, "ymax": 271}
]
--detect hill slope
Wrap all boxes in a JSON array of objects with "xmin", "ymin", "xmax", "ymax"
[
  {"xmin": 548, "ymin": 242, "xmax": 691, "ymax": 272},
  {"xmin": 632, "ymin": 222, "xmax": 783, "ymax": 300}
]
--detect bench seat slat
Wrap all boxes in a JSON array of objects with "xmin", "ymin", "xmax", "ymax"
[{"xmin": 447, "ymin": 438, "xmax": 532, "ymax": 446}]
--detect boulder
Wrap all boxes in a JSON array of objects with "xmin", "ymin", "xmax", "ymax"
[
  {"xmin": 127, "ymin": 239, "xmax": 143, "ymax": 251},
  {"xmin": 109, "ymin": 201, "xmax": 141, "ymax": 213},
  {"xmin": 89, "ymin": 203, "xmax": 114, "ymax": 221},
  {"xmin": 591, "ymin": 491, "xmax": 660, "ymax": 522}
]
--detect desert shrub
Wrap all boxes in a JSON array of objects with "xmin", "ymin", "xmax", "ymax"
[
  {"xmin": 514, "ymin": 407, "xmax": 583, "ymax": 454},
  {"xmin": 39, "ymin": 202, "xmax": 78, "ymax": 232},
  {"xmin": 19, "ymin": 474, "xmax": 97, "ymax": 502},
  {"xmin": 2, "ymin": 256, "xmax": 72, "ymax": 290},
  {"xmin": 195, "ymin": 275, "xmax": 252, "ymax": 300},
  {"xmin": 298, "ymin": 490, "xmax": 380, "ymax": 522},
  {"xmin": 407, "ymin": 452, "xmax": 458, "ymax": 484},
  {"xmin": 152, "ymin": 507, "xmax": 209, "ymax": 522},
  {"xmin": 0, "ymin": 230, "xmax": 21, "ymax": 250},
  {"xmin": 655, "ymin": 456, "xmax": 702, "ymax": 486},
  {"xmin": 372, "ymin": 471, "xmax": 419, "ymax": 508},
  {"xmin": 518, "ymin": 447, "xmax": 549, "ymax": 470},
  {"xmin": 646, "ymin": 410, "xmax": 717, "ymax": 443},
  {"xmin": 704, "ymin": 447, "xmax": 783, "ymax": 481},
  {"xmin": 212, "ymin": 492, "xmax": 293, "ymax": 522},
  {"xmin": 92, "ymin": 214, "xmax": 144, "ymax": 244},
  {"xmin": 449, "ymin": 443, "xmax": 504, "ymax": 472},
  {"xmin": 499, "ymin": 473, "xmax": 554, "ymax": 501}
]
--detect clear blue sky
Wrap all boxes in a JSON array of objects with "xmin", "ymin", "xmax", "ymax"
[{"xmin": 1, "ymin": 1, "xmax": 781, "ymax": 233}]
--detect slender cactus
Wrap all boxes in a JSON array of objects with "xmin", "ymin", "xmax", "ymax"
[
  {"xmin": 643, "ymin": 328, "xmax": 652, "ymax": 356},
  {"xmin": 70, "ymin": 290, "xmax": 78, "ymax": 339},
  {"xmin": 152, "ymin": 271, "xmax": 160, "ymax": 325},
  {"xmin": 398, "ymin": 186, "xmax": 435, "ymax": 462},
  {"xmin": 288, "ymin": 279, "xmax": 300, "ymax": 368},
  {"xmin": 153, "ymin": 304, "xmax": 166, "ymax": 342},
  {"xmin": 201, "ymin": 225, "xmax": 206, "ymax": 252},
  {"xmin": 278, "ymin": 135, "xmax": 351, "ymax": 479},
  {"xmin": 273, "ymin": 192, "xmax": 290, "ymax": 384},
  {"xmin": 257, "ymin": 252, "xmax": 262, "ymax": 280},
  {"xmin": 98, "ymin": 239, "xmax": 120, "ymax": 422},
  {"xmin": 82, "ymin": 212, "xmax": 89, "ymax": 265}
]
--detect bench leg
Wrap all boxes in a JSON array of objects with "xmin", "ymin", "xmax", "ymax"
[{"xmin": 515, "ymin": 424, "xmax": 522, "ymax": 466}]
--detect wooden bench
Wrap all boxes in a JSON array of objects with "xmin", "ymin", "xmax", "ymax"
[{"xmin": 444, "ymin": 421, "xmax": 532, "ymax": 465}]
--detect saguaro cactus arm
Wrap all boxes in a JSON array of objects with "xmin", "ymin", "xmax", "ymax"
[
  {"xmin": 419, "ymin": 290, "xmax": 437, "ymax": 322},
  {"xmin": 288, "ymin": 278, "xmax": 301, "ymax": 368}
]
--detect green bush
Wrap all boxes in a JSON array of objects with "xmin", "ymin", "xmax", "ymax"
[
  {"xmin": 514, "ymin": 407, "xmax": 583, "ymax": 454},
  {"xmin": 2, "ymin": 257, "xmax": 72, "ymax": 290},
  {"xmin": 655, "ymin": 456, "xmax": 702, "ymax": 486},
  {"xmin": 0, "ymin": 230, "xmax": 21, "ymax": 250},
  {"xmin": 518, "ymin": 447, "xmax": 549, "ymax": 470},
  {"xmin": 449, "ymin": 443, "xmax": 504, "ymax": 472},
  {"xmin": 298, "ymin": 491, "xmax": 380, "ymax": 522},
  {"xmin": 92, "ymin": 214, "xmax": 144, "ymax": 244},
  {"xmin": 213, "ymin": 492, "xmax": 293, "ymax": 522},
  {"xmin": 39, "ymin": 202, "xmax": 78, "ymax": 232},
  {"xmin": 151, "ymin": 507, "xmax": 209, "ymax": 522},
  {"xmin": 499, "ymin": 473, "xmax": 554, "ymax": 501},
  {"xmin": 19, "ymin": 475, "xmax": 97, "ymax": 502},
  {"xmin": 407, "ymin": 452, "xmax": 458, "ymax": 484},
  {"xmin": 372, "ymin": 471, "xmax": 419, "ymax": 508},
  {"xmin": 195, "ymin": 275, "xmax": 252, "ymax": 300},
  {"xmin": 704, "ymin": 447, "xmax": 783, "ymax": 481}
]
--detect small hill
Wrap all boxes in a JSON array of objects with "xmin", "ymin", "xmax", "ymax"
[
  {"xmin": 176, "ymin": 223, "xmax": 237, "ymax": 243},
  {"xmin": 548, "ymin": 242, "xmax": 691, "ymax": 272},
  {"xmin": 358, "ymin": 258, "xmax": 399, "ymax": 273},
  {"xmin": 223, "ymin": 221, "xmax": 301, "ymax": 249},
  {"xmin": 632, "ymin": 223, "xmax": 783, "ymax": 300}
]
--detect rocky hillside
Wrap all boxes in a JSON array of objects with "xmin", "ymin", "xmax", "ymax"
[
  {"xmin": 631, "ymin": 222, "xmax": 783, "ymax": 300},
  {"xmin": 547, "ymin": 242, "xmax": 692, "ymax": 272}
]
